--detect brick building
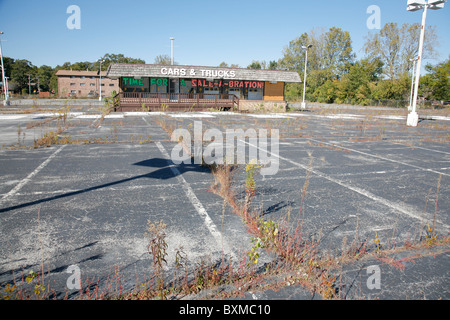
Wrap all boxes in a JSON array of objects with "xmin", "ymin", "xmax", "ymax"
[{"xmin": 56, "ymin": 70, "xmax": 119, "ymax": 98}]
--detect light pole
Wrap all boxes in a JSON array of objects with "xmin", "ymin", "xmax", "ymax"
[
  {"xmin": 301, "ymin": 44, "xmax": 313, "ymax": 109},
  {"xmin": 28, "ymin": 74, "xmax": 31, "ymax": 95},
  {"xmin": 36, "ymin": 76, "xmax": 40, "ymax": 94},
  {"xmin": 408, "ymin": 57, "xmax": 418, "ymax": 111},
  {"xmin": 5, "ymin": 77, "xmax": 9, "ymax": 98},
  {"xmin": 170, "ymin": 37, "xmax": 175, "ymax": 65},
  {"xmin": 406, "ymin": 0, "xmax": 446, "ymax": 126},
  {"xmin": 98, "ymin": 59, "xmax": 105, "ymax": 101},
  {"xmin": 0, "ymin": 31, "xmax": 9, "ymax": 106}
]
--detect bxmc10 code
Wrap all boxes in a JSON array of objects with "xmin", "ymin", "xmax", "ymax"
[{"xmin": 223, "ymin": 304, "xmax": 270, "ymax": 315}]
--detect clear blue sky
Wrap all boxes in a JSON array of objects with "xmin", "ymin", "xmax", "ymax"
[{"xmin": 0, "ymin": 0, "xmax": 449, "ymax": 68}]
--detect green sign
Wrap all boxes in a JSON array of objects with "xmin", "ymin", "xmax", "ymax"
[
  {"xmin": 123, "ymin": 78, "xmax": 143, "ymax": 86},
  {"xmin": 123, "ymin": 78, "xmax": 187, "ymax": 87},
  {"xmin": 150, "ymin": 78, "xmax": 186, "ymax": 86},
  {"xmin": 150, "ymin": 78, "xmax": 168, "ymax": 86}
]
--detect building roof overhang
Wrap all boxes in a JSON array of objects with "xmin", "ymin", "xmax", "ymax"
[{"xmin": 106, "ymin": 63, "xmax": 301, "ymax": 83}]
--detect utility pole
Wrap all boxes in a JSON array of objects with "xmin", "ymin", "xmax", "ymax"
[
  {"xmin": 0, "ymin": 31, "xmax": 9, "ymax": 105},
  {"xmin": 406, "ymin": 0, "xmax": 447, "ymax": 126},
  {"xmin": 170, "ymin": 37, "xmax": 174, "ymax": 65},
  {"xmin": 301, "ymin": 44, "xmax": 312, "ymax": 109},
  {"xmin": 98, "ymin": 59, "xmax": 105, "ymax": 101}
]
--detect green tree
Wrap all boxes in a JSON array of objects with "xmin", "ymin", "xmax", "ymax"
[
  {"xmin": 219, "ymin": 62, "xmax": 240, "ymax": 68},
  {"xmin": 371, "ymin": 75, "xmax": 410, "ymax": 101},
  {"xmin": 313, "ymin": 80, "xmax": 337, "ymax": 103},
  {"xmin": 36, "ymin": 65, "xmax": 53, "ymax": 92},
  {"xmin": 69, "ymin": 61, "xmax": 93, "ymax": 71},
  {"xmin": 322, "ymin": 27, "xmax": 355, "ymax": 79},
  {"xmin": 154, "ymin": 54, "xmax": 174, "ymax": 65},
  {"xmin": 2, "ymin": 56, "xmax": 15, "ymax": 79},
  {"xmin": 279, "ymin": 27, "xmax": 355, "ymax": 101},
  {"xmin": 419, "ymin": 57, "xmax": 450, "ymax": 100},
  {"xmin": 278, "ymin": 31, "xmax": 314, "ymax": 72},
  {"xmin": 364, "ymin": 22, "xmax": 438, "ymax": 79},
  {"xmin": 247, "ymin": 60, "xmax": 262, "ymax": 69},
  {"xmin": 96, "ymin": 53, "xmax": 145, "ymax": 70},
  {"xmin": 268, "ymin": 60, "xmax": 278, "ymax": 70},
  {"xmin": 10, "ymin": 59, "xmax": 36, "ymax": 93}
]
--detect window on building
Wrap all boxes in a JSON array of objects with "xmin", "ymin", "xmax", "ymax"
[
  {"xmin": 90, "ymin": 83, "xmax": 95, "ymax": 86},
  {"xmin": 229, "ymin": 88, "xmax": 240, "ymax": 99},
  {"xmin": 179, "ymin": 79, "xmax": 193, "ymax": 95},
  {"xmin": 70, "ymin": 83, "xmax": 76, "ymax": 86},
  {"xmin": 150, "ymin": 78, "xmax": 168, "ymax": 94},
  {"xmin": 80, "ymin": 83, "xmax": 86, "ymax": 86},
  {"xmin": 109, "ymin": 83, "xmax": 115, "ymax": 87}
]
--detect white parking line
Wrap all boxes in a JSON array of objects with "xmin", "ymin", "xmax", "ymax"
[
  {"xmin": 169, "ymin": 114, "xmax": 215, "ymax": 118},
  {"xmin": 0, "ymin": 115, "xmax": 27, "ymax": 120},
  {"xmin": 325, "ymin": 114, "xmax": 365, "ymax": 119},
  {"xmin": 246, "ymin": 113, "xmax": 291, "ymax": 119},
  {"xmin": 123, "ymin": 112, "xmax": 166, "ymax": 116},
  {"xmin": 390, "ymin": 141, "xmax": 450, "ymax": 155},
  {"xmin": 155, "ymin": 141, "xmax": 236, "ymax": 260},
  {"xmin": 241, "ymin": 139, "xmax": 449, "ymax": 232},
  {"xmin": 0, "ymin": 145, "xmax": 66, "ymax": 203},
  {"xmin": 307, "ymin": 138, "xmax": 449, "ymax": 177}
]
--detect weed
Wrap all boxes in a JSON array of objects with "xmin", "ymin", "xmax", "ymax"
[
  {"xmin": 247, "ymin": 237, "xmax": 262, "ymax": 265},
  {"xmin": 2, "ymin": 284, "xmax": 17, "ymax": 300},
  {"xmin": 245, "ymin": 159, "xmax": 261, "ymax": 195},
  {"xmin": 1, "ymin": 269, "xmax": 49, "ymax": 300},
  {"xmin": 161, "ymin": 103, "xmax": 169, "ymax": 112},
  {"xmin": 146, "ymin": 220, "xmax": 168, "ymax": 300},
  {"xmin": 17, "ymin": 124, "xmax": 25, "ymax": 146},
  {"xmin": 373, "ymin": 232, "xmax": 382, "ymax": 255},
  {"xmin": 425, "ymin": 225, "xmax": 437, "ymax": 245},
  {"xmin": 432, "ymin": 174, "xmax": 442, "ymax": 239}
]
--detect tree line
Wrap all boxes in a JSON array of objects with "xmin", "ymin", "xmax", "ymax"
[
  {"xmin": 1, "ymin": 54, "xmax": 145, "ymax": 95},
  {"xmin": 2, "ymin": 22, "xmax": 449, "ymax": 103},
  {"xmin": 244, "ymin": 23, "xmax": 448, "ymax": 104}
]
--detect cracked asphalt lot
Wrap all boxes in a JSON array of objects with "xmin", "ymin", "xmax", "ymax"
[{"xmin": 0, "ymin": 105, "xmax": 448, "ymax": 300}]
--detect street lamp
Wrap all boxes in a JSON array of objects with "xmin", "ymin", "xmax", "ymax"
[
  {"xmin": 98, "ymin": 59, "xmax": 105, "ymax": 101},
  {"xmin": 5, "ymin": 77, "xmax": 9, "ymax": 98},
  {"xmin": 301, "ymin": 44, "xmax": 313, "ymax": 109},
  {"xmin": 170, "ymin": 37, "xmax": 175, "ymax": 65},
  {"xmin": 408, "ymin": 57, "xmax": 418, "ymax": 111},
  {"xmin": 406, "ymin": 0, "xmax": 446, "ymax": 126},
  {"xmin": 0, "ymin": 31, "xmax": 10, "ymax": 106}
]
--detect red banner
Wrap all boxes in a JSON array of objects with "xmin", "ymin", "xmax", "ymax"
[{"xmin": 192, "ymin": 79, "xmax": 264, "ymax": 89}]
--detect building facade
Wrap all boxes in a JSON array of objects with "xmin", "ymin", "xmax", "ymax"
[
  {"xmin": 106, "ymin": 63, "xmax": 301, "ymax": 111},
  {"xmin": 56, "ymin": 70, "xmax": 119, "ymax": 98}
]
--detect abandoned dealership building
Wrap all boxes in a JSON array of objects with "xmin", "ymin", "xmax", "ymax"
[{"xmin": 106, "ymin": 63, "xmax": 301, "ymax": 111}]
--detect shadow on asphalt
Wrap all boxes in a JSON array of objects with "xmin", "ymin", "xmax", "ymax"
[{"xmin": 0, "ymin": 157, "xmax": 209, "ymax": 214}]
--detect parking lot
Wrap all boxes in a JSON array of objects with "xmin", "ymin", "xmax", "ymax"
[{"xmin": 0, "ymin": 104, "xmax": 448, "ymax": 300}]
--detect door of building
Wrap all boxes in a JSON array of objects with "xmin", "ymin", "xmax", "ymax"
[{"xmin": 248, "ymin": 87, "xmax": 263, "ymax": 100}]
